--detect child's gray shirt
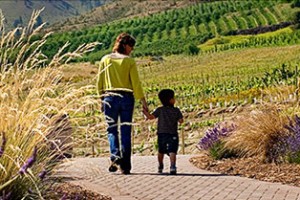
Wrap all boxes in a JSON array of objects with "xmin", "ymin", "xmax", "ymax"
[{"xmin": 152, "ymin": 106, "xmax": 183, "ymax": 134}]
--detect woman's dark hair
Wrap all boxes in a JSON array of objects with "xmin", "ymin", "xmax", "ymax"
[
  {"xmin": 158, "ymin": 89, "xmax": 175, "ymax": 107},
  {"xmin": 112, "ymin": 33, "xmax": 136, "ymax": 54}
]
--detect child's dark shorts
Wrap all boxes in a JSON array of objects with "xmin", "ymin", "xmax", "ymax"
[{"xmin": 157, "ymin": 133, "xmax": 179, "ymax": 154}]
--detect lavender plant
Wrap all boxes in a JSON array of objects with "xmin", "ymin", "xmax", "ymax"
[
  {"xmin": 19, "ymin": 147, "xmax": 38, "ymax": 175},
  {"xmin": 197, "ymin": 122, "xmax": 236, "ymax": 159},
  {"xmin": 261, "ymin": 114, "xmax": 300, "ymax": 163},
  {"xmin": 283, "ymin": 115, "xmax": 300, "ymax": 163},
  {"xmin": 197, "ymin": 122, "xmax": 236, "ymax": 150},
  {"xmin": 38, "ymin": 169, "xmax": 47, "ymax": 180}
]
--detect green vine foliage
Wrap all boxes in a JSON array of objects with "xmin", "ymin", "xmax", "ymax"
[{"xmin": 38, "ymin": 0, "xmax": 296, "ymax": 62}]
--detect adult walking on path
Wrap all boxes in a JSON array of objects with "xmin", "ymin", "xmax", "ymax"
[
  {"xmin": 56, "ymin": 155, "xmax": 300, "ymax": 200},
  {"xmin": 96, "ymin": 32, "xmax": 148, "ymax": 175}
]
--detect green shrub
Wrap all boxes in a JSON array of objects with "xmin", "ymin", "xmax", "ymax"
[
  {"xmin": 184, "ymin": 43, "xmax": 200, "ymax": 55},
  {"xmin": 209, "ymin": 141, "xmax": 237, "ymax": 160},
  {"xmin": 286, "ymin": 151, "xmax": 300, "ymax": 163}
]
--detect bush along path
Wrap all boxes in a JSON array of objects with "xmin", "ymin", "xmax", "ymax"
[{"xmin": 55, "ymin": 155, "xmax": 300, "ymax": 200}]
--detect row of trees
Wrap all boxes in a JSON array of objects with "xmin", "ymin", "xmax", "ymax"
[{"xmin": 39, "ymin": 0, "xmax": 295, "ymax": 62}]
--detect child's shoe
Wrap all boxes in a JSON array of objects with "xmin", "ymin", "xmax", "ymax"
[
  {"xmin": 170, "ymin": 166, "xmax": 177, "ymax": 175},
  {"xmin": 158, "ymin": 164, "xmax": 164, "ymax": 174}
]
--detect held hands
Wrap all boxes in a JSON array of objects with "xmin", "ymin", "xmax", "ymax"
[
  {"xmin": 140, "ymin": 97, "xmax": 155, "ymax": 120},
  {"xmin": 142, "ymin": 107, "xmax": 155, "ymax": 120},
  {"xmin": 142, "ymin": 107, "xmax": 150, "ymax": 120},
  {"xmin": 143, "ymin": 109, "xmax": 154, "ymax": 120}
]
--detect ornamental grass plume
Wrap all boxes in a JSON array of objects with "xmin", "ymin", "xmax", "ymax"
[
  {"xmin": 223, "ymin": 104, "xmax": 290, "ymax": 162},
  {"xmin": 0, "ymin": 8, "xmax": 101, "ymax": 199}
]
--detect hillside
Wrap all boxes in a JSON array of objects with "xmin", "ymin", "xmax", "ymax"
[
  {"xmin": 40, "ymin": 0, "xmax": 300, "ymax": 63},
  {"xmin": 60, "ymin": 44, "xmax": 300, "ymax": 157},
  {"xmin": 3, "ymin": 1, "xmax": 300, "ymax": 198},
  {"xmin": 48, "ymin": 0, "xmax": 199, "ymax": 32},
  {"xmin": 0, "ymin": 0, "xmax": 111, "ymax": 30}
]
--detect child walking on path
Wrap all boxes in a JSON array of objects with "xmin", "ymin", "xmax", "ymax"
[{"xmin": 143, "ymin": 89, "xmax": 183, "ymax": 175}]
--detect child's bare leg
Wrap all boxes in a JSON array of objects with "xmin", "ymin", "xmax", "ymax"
[
  {"xmin": 169, "ymin": 152, "xmax": 177, "ymax": 174},
  {"xmin": 158, "ymin": 152, "xmax": 164, "ymax": 173},
  {"xmin": 158, "ymin": 152, "xmax": 164, "ymax": 166},
  {"xmin": 169, "ymin": 153, "xmax": 176, "ymax": 167},
  {"xmin": 169, "ymin": 153, "xmax": 176, "ymax": 168}
]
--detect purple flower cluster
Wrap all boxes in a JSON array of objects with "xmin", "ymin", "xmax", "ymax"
[
  {"xmin": 38, "ymin": 169, "xmax": 47, "ymax": 180},
  {"xmin": 1, "ymin": 191, "xmax": 11, "ymax": 200},
  {"xmin": 0, "ymin": 132, "xmax": 6, "ymax": 157},
  {"xmin": 60, "ymin": 193, "xmax": 67, "ymax": 200},
  {"xmin": 284, "ymin": 115, "xmax": 300, "ymax": 156},
  {"xmin": 197, "ymin": 122, "xmax": 236, "ymax": 150},
  {"xmin": 19, "ymin": 146, "xmax": 37, "ymax": 175}
]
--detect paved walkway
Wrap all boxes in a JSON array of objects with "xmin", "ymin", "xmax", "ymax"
[{"xmin": 55, "ymin": 155, "xmax": 300, "ymax": 200}]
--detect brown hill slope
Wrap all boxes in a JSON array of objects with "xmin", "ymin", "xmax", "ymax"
[
  {"xmin": 49, "ymin": 0, "xmax": 201, "ymax": 32},
  {"xmin": 0, "ymin": 0, "xmax": 111, "ymax": 30}
]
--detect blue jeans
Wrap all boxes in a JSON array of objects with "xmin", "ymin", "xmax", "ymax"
[{"xmin": 103, "ymin": 92, "xmax": 134, "ymax": 171}]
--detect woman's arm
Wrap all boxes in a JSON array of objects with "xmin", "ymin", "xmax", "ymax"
[
  {"xmin": 140, "ymin": 97, "xmax": 149, "ymax": 113},
  {"xmin": 141, "ymin": 98, "xmax": 156, "ymax": 120},
  {"xmin": 96, "ymin": 62, "xmax": 104, "ymax": 96},
  {"xmin": 130, "ymin": 60, "xmax": 145, "ymax": 99}
]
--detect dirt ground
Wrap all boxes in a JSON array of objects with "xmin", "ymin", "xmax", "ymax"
[
  {"xmin": 48, "ymin": 183, "xmax": 112, "ymax": 200},
  {"xmin": 190, "ymin": 151, "xmax": 300, "ymax": 187}
]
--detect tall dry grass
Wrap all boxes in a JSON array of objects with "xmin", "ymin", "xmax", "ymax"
[
  {"xmin": 0, "ymin": 9, "xmax": 101, "ymax": 199},
  {"xmin": 223, "ymin": 104, "xmax": 291, "ymax": 162}
]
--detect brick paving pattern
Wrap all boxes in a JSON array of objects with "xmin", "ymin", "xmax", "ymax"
[{"xmin": 55, "ymin": 155, "xmax": 300, "ymax": 200}]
